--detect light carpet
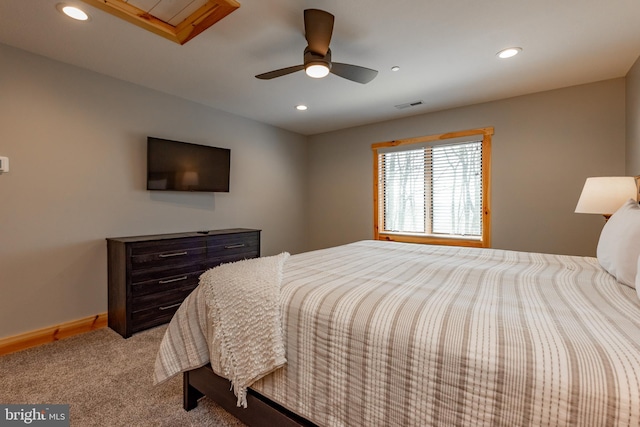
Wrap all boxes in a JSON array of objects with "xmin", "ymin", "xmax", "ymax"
[{"xmin": 0, "ymin": 325, "xmax": 246, "ymax": 426}]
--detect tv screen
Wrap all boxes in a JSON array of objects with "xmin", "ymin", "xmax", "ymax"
[{"xmin": 147, "ymin": 137, "xmax": 230, "ymax": 192}]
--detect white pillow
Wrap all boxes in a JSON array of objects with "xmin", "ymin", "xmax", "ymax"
[{"xmin": 597, "ymin": 199, "xmax": 640, "ymax": 288}]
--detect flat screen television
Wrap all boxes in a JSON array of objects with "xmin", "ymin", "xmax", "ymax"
[{"xmin": 146, "ymin": 137, "xmax": 230, "ymax": 192}]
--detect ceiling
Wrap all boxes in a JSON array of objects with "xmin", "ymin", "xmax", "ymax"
[{"xmin": 1, "ymin": 0, "xmax": 639, "ymax": 135}]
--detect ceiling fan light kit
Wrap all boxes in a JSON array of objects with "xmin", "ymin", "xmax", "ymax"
[
  {"xmin": 305, "ymin": 64, "xmax": 330, "ymax": 78},
  {"xmin": 304, "ymin": 46, "xmax": 331, "ymax": 78},
  {"xmin": 255, "ymin": 9, "xmax": 378, "ymax": 84}
]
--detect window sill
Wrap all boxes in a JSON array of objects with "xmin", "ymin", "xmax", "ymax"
[{"xmin": 376, "ymin": 233, "xmax": 489, "ymax": 248}]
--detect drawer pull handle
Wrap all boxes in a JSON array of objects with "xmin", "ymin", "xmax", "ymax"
[
  {"xmin": 159, "ymin": 303, "xmax": 182, "ymax": 311},
  {"xmin": 158, "ymin": 276, "xmax": 188, "ymax": 284},
  {"xmin": 225, "ymin": 244, "xmax": 246, "ymax": 249},
  {"xmin": 159, "ymin": 251, "xmax": 188, "ymax": 258}
]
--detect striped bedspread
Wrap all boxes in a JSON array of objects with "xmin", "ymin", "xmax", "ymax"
[{"xmin": 156, "ymin": 240, "xmax": 640, "ymax": 426}]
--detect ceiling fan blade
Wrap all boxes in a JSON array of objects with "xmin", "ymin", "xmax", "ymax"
[
  {"xmin": 255, "ymin": 65, "xmax": 305, "ymax": 80},
  {"xmin": 330, "ymin": 63, "xmax": 378, "ymax": 84},
  {"xmin": 304, "ymin": 9, "xmax": 334, "ymax": 56}
]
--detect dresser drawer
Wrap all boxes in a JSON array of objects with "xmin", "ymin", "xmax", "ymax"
[
  {"xmin": 131, "ymin": 304, "xmax": 181, "ymax": 333},
  {"xmin": 131, "ymin": 237, "xmax": 208, "ymax": 256},
  {"xmin": 131, "ymin": 306, "xmax": 178, "ymax": 338},
  {"xmin": 131, "ymin": 239, "xmax": 207, "ymax": 270},
  {"xmin": 207, "ymin": 232, "xmax": 260, "ymax": 262},
  {"xmin": 132, "ymin": 283, "xmax": 196, "ymax": 313},
  {"xmin": 130, "ymin": 279, "xmax": 199, "ymax": 333},
  {"xmin": 131, "ymin": 265, "xmax": 205, "ymax": 297}
]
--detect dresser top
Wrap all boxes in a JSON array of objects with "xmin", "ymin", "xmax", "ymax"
[{"xmin": 106, "ymin": 228, "xmax": 260, "ymax": 243}]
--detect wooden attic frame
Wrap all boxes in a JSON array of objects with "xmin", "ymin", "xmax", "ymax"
[{"xmin": 80, "ymin": 0, "xmax": 240, "ymax": 45}]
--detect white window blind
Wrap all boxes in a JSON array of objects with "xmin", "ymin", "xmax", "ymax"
[{"xmin": 379, "ymin": 140, "xmax": 483, "ymax": 238}]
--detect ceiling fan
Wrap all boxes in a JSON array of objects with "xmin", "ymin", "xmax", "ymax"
[{"xmin": 255, "ymin": 9, "xmax": 378, "ymax": 84}]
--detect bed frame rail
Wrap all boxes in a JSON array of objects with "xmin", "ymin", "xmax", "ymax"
[{"xmin": 183, "ymin": 366, "xmax": 317, "ymax": 427}]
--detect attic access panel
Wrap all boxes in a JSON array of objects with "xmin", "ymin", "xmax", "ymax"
[{"xmin": 80, "ymin": 0, "xmax": 240, "ymax": 45}]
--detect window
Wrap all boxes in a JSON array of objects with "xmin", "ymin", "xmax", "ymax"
[{"xmin": 372, "ymin": 127, "xmax": 493, "ymax": 247}]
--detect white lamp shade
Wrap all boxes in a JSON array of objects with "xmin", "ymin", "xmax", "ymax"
[{"xmin": 575, "ymin": 176, "xmax": 638, "ymax": 215}]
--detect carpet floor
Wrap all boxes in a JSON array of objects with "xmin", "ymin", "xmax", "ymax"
[{"xmin": 0, "ymin": 325, "xmax": 247, "ymax": 426}]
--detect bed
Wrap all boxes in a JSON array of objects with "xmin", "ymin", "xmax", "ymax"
[{"xmin": 154, "ymin": 205, "xmax": 640, "ymax": 426}]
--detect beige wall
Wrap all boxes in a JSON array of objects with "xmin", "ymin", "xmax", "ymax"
[
  {"xmin": 0, "ymin": 44, "xmax": 309, "ymax": 338},
  {"xmin": 307, "ymin": 79, "xmax": 626, "ymax": 256},
  {"xmin": 0, "ymin": 41, "xmax": 633, "ymax": 340},
  {"xmin": 626, "ymin": 56, "xmax": 640, "ymax": 175}
]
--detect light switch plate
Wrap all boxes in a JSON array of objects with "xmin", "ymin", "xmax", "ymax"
[{"xmin": 0, "ymin": 156, "xmax": 9, "ymax": 172}]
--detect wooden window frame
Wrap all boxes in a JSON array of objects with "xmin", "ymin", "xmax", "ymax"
[{"xmin": 372, "ymin": 127, "xmax": 493, "ymax": 248}]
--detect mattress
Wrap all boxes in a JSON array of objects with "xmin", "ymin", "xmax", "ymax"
[{"xmin": 156, "ymin": 240, "xmax": 640, "ymax": 426}]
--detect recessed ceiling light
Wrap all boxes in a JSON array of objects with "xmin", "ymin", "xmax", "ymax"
[
  {"xmin": 57, "ymin": 3, "xmax": 90, "ymax": 21},
  {"xmin": 497, "ymin": 47, "xmax": 522, "ymax": 59},
  {"xmin": 295, "ymin": 105, "xmax": 308, "ymax": 111},
  {"xmin": 391, "ymin": 66, "xmax": 400, "ymax": 72}
]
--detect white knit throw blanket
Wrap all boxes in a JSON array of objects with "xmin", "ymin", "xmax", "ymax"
[{"xmin": 200, "ymin": 252, "xmax": 289, "ymax": 408}]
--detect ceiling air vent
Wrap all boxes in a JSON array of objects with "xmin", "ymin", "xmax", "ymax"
[{"xmin": 394, "ymin": 100, "xmax": 424, "ymax": 110}]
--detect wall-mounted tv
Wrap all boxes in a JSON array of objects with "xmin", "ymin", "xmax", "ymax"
[{"xmin": 147, "ymin": 137, "xmax": 230, "ymax": 192}]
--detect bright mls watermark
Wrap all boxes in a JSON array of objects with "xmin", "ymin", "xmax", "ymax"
[{"xmin": 0, "ymin": 405, "xmax": 69, "ymax": 426}]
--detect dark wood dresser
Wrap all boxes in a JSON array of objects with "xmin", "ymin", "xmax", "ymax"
[{"xmin": 106, "ymin": 228, "xmax": 260, "ymax": 338}]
